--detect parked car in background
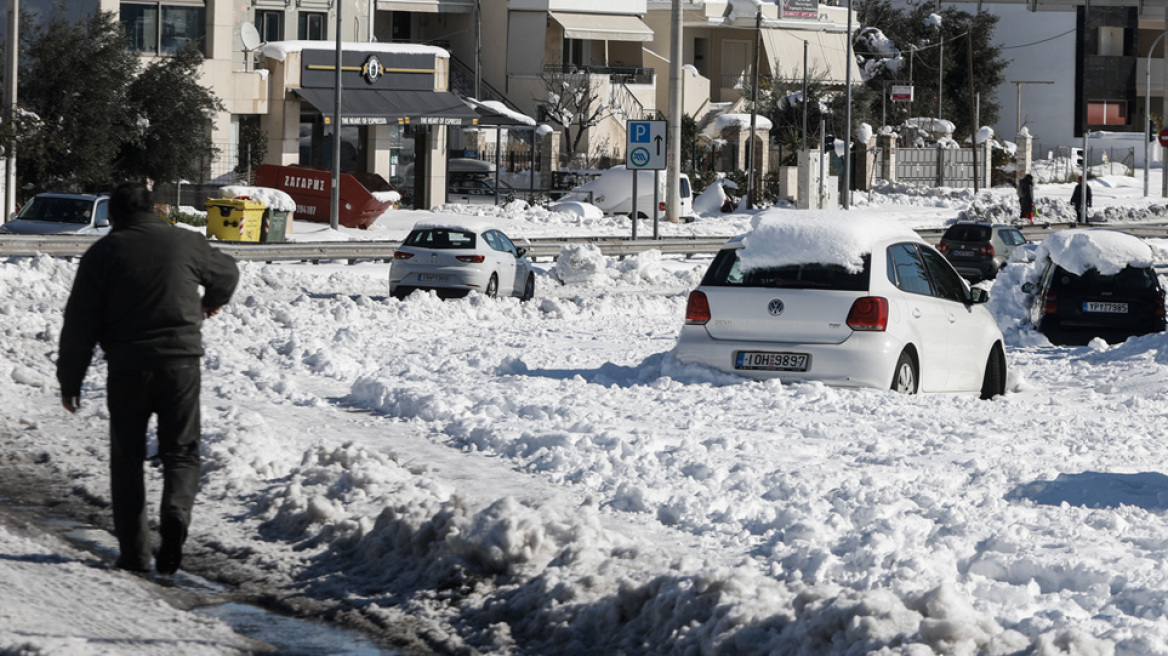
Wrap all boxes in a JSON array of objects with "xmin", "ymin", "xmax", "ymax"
[
  {"xmin": 1022, "ymin": 229, "xmax": 1165, "ymax": 345},
  {"xmin": 390, "ymin": 218, "xmax": 535, "ymax": 301},
  {"xmin": 938, "ymin": 222, "xmax": 1027, "ymax": 282},
  {"xmin": 0, "ymin": 193, "xmax": 110, "ymax": 236},
  {"xmin": 446, "ymin": 158, "xmax": 513, "ymax": 205},
  {"xmin": 674, "ymin": 214, "xmax": 1007, "ymax": 399},
  {"xmin": 559, "ymin": 166, "xmax": 695, "ymax": 221}
]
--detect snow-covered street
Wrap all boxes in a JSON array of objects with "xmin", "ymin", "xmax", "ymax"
[{"xmin": 4, "ymin": 175, "xmax": 1168, "ymax": 654}]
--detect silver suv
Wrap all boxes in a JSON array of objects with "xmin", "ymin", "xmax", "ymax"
[
  {"xmin": 0, "ymin": 193, "xmax": 111, "ymax": 236},
  {"xmin": 938, "ymin": 222, "xmax": 1027, "ymax": 282}
]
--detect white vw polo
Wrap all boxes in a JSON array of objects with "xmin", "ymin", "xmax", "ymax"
[{"xmin": 674, "ymin": 213, "xmax": 1007, "ymax": 398}]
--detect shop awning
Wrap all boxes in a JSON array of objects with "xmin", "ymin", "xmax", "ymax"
[
  {"xmin": 293, "ymin": 88, "xmax": 480, "ymax": 126},
  {"xmin": 375, "ymin": 0, "xmax": 472, "ymax": 14},
  {"xmin": 549, "ymin": 12, "xmax": 654, "ymax": 42},
  {"xmin": 463, "ymin": 98, "xmax": 537, "ymax": 127},
  {"xmin": 760, "ymin": 28, "xmax": 861, "ymax": 86}
]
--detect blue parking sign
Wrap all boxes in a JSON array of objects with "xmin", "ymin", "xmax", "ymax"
[{"xmin": 626, "ymin": 120, "xmax": 666, "ymax": 170}]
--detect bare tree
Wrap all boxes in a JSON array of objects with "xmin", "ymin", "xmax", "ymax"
[{"xmin": 539, "ymin": 73, "xmax": 612, "ymax": 167}]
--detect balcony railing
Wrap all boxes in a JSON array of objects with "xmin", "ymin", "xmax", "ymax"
[{"xmin": 542, "ymin": 64, "xmax": 655, "ymax": 85}]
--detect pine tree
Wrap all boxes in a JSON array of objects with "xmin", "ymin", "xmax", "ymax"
[
  {"xmin": 18, "ymin": 9, "xmax": 139, "ymax": 192},
  {"xmin": 120, "ymin": 43, "xmax": 224, "ymax": 184}
]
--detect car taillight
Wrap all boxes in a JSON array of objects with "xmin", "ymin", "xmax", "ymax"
[
  {"xmin": 685, "ymin": 291, "xmax": 710, "ymax": 325},
  {"xmin": 979, "ymin": 244, "xmax": 995, "ymax": 256},
  {"xmin": 1043, "ymin": 290, "xmax": 1058, "ymax": 315},
  {"xmin": 393, "ymin": 251, "xmax": 414, "ymax": 260},
  {"xmin": 1157, "ymin": 292, "xmax": 1166, "ymax": 318},
  {"xmin": 659, "ymin": 201, "xmax": 666, "ymax": 212},
  {"xmin": 938, "ymin": 243, "xmax": 950, "ymax": 254},
  {"xmin": 456, "ymin": 255, "xmax": 486, "ymax": 263},
  {"xmin": 846, "ymin": 296, "xmax": 889, "ymax": 331}
]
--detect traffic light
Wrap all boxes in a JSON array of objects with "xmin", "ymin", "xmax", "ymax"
[
  {"xmin": 1073, "ymin": 148, "xmax": 1084, "ymax": 170},
  {"xmin": 823, "ymin": 135, "xmax": 835, "ymax": 153}
]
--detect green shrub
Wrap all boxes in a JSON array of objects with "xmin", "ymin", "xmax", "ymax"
[{"xmin": 157, "ymin": 204, "xmax": 206, "ymax": 227}]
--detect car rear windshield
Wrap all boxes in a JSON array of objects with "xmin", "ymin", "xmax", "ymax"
[
  {"xmin": 1052, "ymin": 265, "xmax": 1160, "ymax": 292},
  {"xmin": 403, "ymin": 228, "xmax": 477, "ymax": 249},
  {"xmin": 17, "ymin": 197, "xmax": 94, "ymax": 224},
  {"xmin": 701, "ymin": 249, "xmax": 870, "ymax": 291},
  {"xmin": 942, "ymin": 224, "xmax": 991, "ymax": 242}
]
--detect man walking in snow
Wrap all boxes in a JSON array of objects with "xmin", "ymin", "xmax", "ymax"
[
  {"xmin": 1017, "ymin": 174, "xmax": 1035, "ymax": 224},
  {"xmin": 1070, "ymin": 175, "xmax": 1092, "ymax": 224},
  {"xmin": 57, "ymin": 181, "xmax": 239, "ymax": 575}
]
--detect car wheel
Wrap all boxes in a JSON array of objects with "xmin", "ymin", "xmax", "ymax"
[
  {"xmin": 485, "ymin": 274, "xmax": 499, "ymax": 298},
  {"xmin": 891, "ymin": 350, "xmax": 918, "ymax": 394},
  {"xmin": 392, "ymin": 286, "xmax": 413, "ymax": 301},
  {"xmin": 520, "ymin": 274, "xmax": 535, "ymax": 302},
  {"xmin": 979, "ymin": 344, "xmax": 1006, "ymax": 400}
]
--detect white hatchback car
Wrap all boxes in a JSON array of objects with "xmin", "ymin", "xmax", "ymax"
[
  {"xmin": 674, "ymin": 214, "xmax": 1007, "ymax": 398},
  {"xmin": 390, "ymin": 219, "xmax": 535, "ymax": 300}
]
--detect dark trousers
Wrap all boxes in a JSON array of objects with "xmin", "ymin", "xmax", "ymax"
[{"xmin": 106, "ymin": 364, "xmax": 202, "ymax": 567}]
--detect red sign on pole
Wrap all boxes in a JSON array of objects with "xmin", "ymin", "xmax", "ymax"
[{"xmin": 1158, "ymin": 128, "xmax": 1168, "ymax": 148}]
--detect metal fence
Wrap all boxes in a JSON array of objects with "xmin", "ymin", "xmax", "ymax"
[{"xmin": 885, "ymin": 147, "xmax": 982, "ymax": 188}]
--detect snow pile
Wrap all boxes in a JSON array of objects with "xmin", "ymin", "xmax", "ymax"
[
  {"xmin": 694, "ymin": 180, "xmax": 729, "ymax": 216},
  {"xmin": 714, "ymin": 113, "xmax": 773, "ymax": 133},
  {"xmin": 738, "ymin": 211, "xmax": 920, "ymax": 272},
  {"xmin": 551, "ymin": 244, "xmax": 701, "ymax": 288}
]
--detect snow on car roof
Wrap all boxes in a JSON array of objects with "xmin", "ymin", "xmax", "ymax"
[
  {"xmin": 736, "ymin": 211, "xmax": 921, "ymax": 273},
  {"xmin": 411, "ymin": 217, "xmax": 498, "ymax": 234},
  {"xmin": 1035, "ymin": 229, "xmax": 1153, "ymax": 276}
]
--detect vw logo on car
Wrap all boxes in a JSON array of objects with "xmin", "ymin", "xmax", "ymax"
[{"xmin": 768, "ymin": 299, "xmax": 785, "ymax": 316}]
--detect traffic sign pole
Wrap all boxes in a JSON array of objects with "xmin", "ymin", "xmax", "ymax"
[{"xmin": 627, "ymin": 120, "xmax": 667, "ymax": 239}]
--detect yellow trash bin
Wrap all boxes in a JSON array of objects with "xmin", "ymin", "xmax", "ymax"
[{"xmin": 205, "ymin": 198, "xmax": 264, "ymax": 242}]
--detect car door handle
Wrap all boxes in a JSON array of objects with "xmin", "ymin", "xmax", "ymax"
[
  {"xmin": 912, "ymin": 308, "xmax": 921, "ymax": 318},
  {"xmin": 948, "ymin": 313, "xmax": 957, "ymax": 323}
]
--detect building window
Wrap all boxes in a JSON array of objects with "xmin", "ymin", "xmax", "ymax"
[
  {"xmin": 121, "ymin": 3, "xmax": 206, "ymax": 54},
  {"xmin": 1097, "ymin": 26, "xmax": 1125, "ymax": 57},
  {"xmin": 299, "ymin": 12, "xmax": 327, "ymax": 40},
  {"xmin": 1088, "ymin": 101, "xmax": 1127, "ymax": 125},
  {"xmin": 256, "ymin": 10, "xmax": 283, "ymax": 42}
]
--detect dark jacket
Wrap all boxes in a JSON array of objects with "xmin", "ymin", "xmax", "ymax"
[
  {"xmin": 56, "ymin": 211, "xmax": 239, "ymax": 397},
  {"xmin": 1070, "ymin": 181, "xmax": 1092, "ymax": 210},
  {"xmin": 1018, "ymin": 175, "xmax": 1034, "ymax": 214}
]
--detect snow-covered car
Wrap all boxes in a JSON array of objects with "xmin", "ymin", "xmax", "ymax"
[
  {"xmin": 674, "ymin": 213, "xmax": 1008, "ymax": 398},
  {"xmin": 560, "ymin": 166, "xmax": 694, "ymax": 220},
  {"xmin": 1021, "ymin": 229, "xmax": 1166, "ymax": 345},
  {"xmin": 390, "ymin": 219, "xmax": 535, "ymax": 301},
  {"xmin": 0, "ymin": 193, "xmax": 110, "ymax": 236}
]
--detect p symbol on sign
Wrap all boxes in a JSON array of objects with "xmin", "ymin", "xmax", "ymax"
[{"xmin": 632, "ymin": 123, "xmax": 649, "ymax": 143}]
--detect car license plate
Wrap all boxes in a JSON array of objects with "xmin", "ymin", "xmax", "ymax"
[
  {"xmin": 735, "ymin": 351, "xmax": 810, "ymax": 372},
  {"xmin": 1083, "ymin": 301, "xmax": 1127, "ymax": 314},
  {"xmin": 418, "ymin": 273, "xmax": 449, "ymax": 283},
  {"xmin": 952, "ymin": 250, "xmax": 976, "ymax": 258}
]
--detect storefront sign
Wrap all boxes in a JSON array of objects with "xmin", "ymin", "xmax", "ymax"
[
  {"xmin": 890, "ymin": 85, "xmax": 914, "ymax": 102},
  {"xmin": 781, "ymin": 0, "xmax": 818, "ymax": 19}
]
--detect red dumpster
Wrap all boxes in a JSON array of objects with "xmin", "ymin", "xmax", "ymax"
[{"xmin": 254, "ymin": 164, "xmax": 394, "ymax": 230}]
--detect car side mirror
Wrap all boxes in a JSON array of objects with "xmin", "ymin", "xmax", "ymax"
[
  {"xmin": 96, "ymin": 217, "xmax": 109, "ymax": 228},
  {"xmin": 969, "ymin": 287, "xmax": 990, "ymax": 304},
  {"xmin": 1021, "ymin": 282, "xmax": 1036, "ymax": 294},
  {"xmin": 515, "ymin": 247, "xmax": 527, "ymax": 258}
]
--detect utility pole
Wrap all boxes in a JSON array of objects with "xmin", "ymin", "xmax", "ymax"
[
  {"xmin": 4, "ymin": 0, "xmax": 17, "ymax": 222},
  {"xmin": 746, "ymin": 8, "xmax": 761, "ymax": 209},
  {"xmin": 665, "ymin": 0, "xmax": 682, "ymax": 222},
  {"xmin": 330, "ymin": 0, "xmax": 343, "ymax": 230},
  {"xmin": 843, "ymin": 0, "xmax": 854, "ymax": 209}
]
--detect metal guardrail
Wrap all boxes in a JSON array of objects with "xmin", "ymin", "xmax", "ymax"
[
  {"xmin": 3, "ymin": 223, "xmax": 1165, "ymax": 263},
  {"xmin": 0, "ymin": 234, "xmax": 734, "ymax": 262}
]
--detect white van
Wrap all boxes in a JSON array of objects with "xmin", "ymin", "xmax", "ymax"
[{"xmin": 561, "ymin": 166, "xmax": 695, "ymax": 221}]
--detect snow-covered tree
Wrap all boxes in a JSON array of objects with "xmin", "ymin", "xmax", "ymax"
[{"xmin": 539, "ymin": 73, "xmax": 613, "ymax": 167}]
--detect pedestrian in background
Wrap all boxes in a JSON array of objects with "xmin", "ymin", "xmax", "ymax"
[
  {"xmin": 57, "ymin": 181, "xmax": 239, "ymax": 575},
  {"xmin": 1070, "ymin": 176, "xmax": 1092, "ymax": 223},
  {"xmin": 1017, "ymin": 174, "xmax": 1035, "ymax": 224}
]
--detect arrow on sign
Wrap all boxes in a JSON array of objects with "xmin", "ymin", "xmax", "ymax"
[{"xmin": 654, "ymin": 135, "xmax": 663, "ymax": 155}]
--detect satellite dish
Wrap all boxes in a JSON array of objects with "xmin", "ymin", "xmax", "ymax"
[{"xmin": 241, "ymin": 23, "xmax": 262, "ymax": 52}]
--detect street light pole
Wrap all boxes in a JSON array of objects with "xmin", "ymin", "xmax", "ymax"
[
  {"xmin": 330, "ymin": 0, "xmax": 343, "ymax": 231},
  {"xmin": 1145, "ymin": 31, "xmax": 1166, "ymax": 198},
  {"xmin": 4, "ymin": 0, "xmax": 17, "ymax": 222},
  {"xmin": 843, "ymin": 0, "xmax": 854, "ymax": 209}
]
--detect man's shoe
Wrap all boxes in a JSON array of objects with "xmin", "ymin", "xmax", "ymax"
[
  {"xmin": 156, "ymin": 515, "xmax": 186, "ymax": 575},
  {"xmin": 115, "ymin": 556, "xmax": 151, "ymax": 573}
]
